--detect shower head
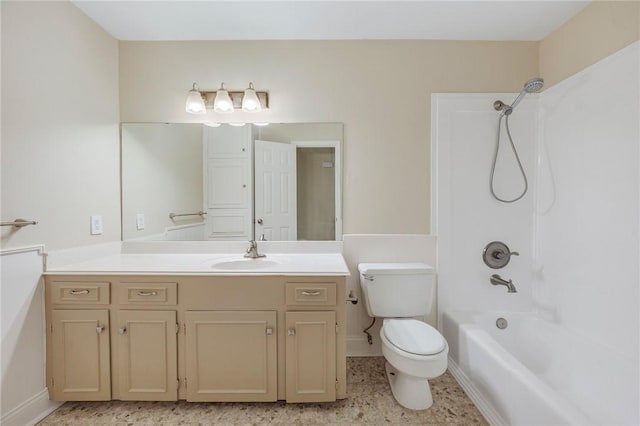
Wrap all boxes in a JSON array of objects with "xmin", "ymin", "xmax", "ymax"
[
  {"xmin": 523, "ymin": 77, "xmax": 544, "ymax": 93},
  {"xmin": 509, "ymin": 77, "xmax": 544, "ymax": 110}
]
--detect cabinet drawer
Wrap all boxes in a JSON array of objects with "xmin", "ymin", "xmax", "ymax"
[
  {"xmin": 285, "ymin": 283, "xmax": 336, "ymax": 306},
  {"xmin": 50, "ymin": 281, "xmax": 110, "ymax": 305},
  {"xmin": 118, "ymin": 282, "xmax": 177, "ymax": 305}
]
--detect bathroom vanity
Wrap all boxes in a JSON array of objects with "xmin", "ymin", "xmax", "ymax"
[{"xmin": 43, "ymin": 253, "xmax": 348, "ymax": 403}]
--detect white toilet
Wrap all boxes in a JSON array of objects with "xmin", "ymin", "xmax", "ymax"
[{"xmin": 358, "ymin": 262, "xmax": 448, "ymax": 410}]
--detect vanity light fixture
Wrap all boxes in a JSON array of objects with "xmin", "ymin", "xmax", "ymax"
[
  {"xmin": 185, "ymin": 82, "xmax": 269, "ymax": 114},
  {"xmin": 185, "ymin": 83, "xmax": 206, "ymax": 114},
  {"xmin": 213, "ymin": 83, "xmax": 233, "ymax": 113},
  {"xmin": 242, "ymin": 82, "xmax": 261, "ymax": 112}
]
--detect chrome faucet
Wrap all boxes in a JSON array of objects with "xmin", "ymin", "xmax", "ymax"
[
  {"xmin": 490, "ymin": 274, "xmax": 517, "ymax": 293},
  {"xmin": 244, "ymin": 240, "xmax": 266, "ymax": 259}
]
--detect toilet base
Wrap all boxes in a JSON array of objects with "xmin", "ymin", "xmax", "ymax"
[{"xmin": 385, "ymin": 362, "xmax": 434, "ymax": 410}]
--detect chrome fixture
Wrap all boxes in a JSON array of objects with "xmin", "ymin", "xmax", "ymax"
[
  {"xmin": 490, "ymin": 274, "xmax": 517, "ymax": 293},
  {"xmin": 483, "ymin": 241, "xmax": 519, "ymax": 269},
  {"xmin": 169, "ymin": 210, "xmax": 207, "ymax": 220},
  {"xmin": 0, "ymin": 218, "xmax": 38, "ymax": 228},
  {"xmin": 493, "ymin": 78, "xmax": 544, "ymax": 117},
  {"xmin": 496, "ymin": 317, "xmax": 508, "ymax": 329},
  {"xmin": 244, "ymin": 240, "xmax": 266, "ymax": 259},
  {"xmin": 490, "ymin": 77, "xmax": 544, "ymax": 203},
  {"xmin": 185, "ymin": 82, "xmax": 269, "ymax": 114}
]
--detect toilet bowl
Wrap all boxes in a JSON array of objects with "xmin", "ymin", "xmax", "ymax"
[
  {"xmin": 380, "ymin": 318, "xmax": 448, "ymax": 410},
  {"xmin": 358, "ymin": 262, "xmax": 448, "ymax": 410}
]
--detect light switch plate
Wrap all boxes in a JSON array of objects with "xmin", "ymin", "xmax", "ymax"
[
  {"xmin": 136, "ymin": 213, "xmax": 145, "ymax": 230},
  {"xmin": 90, "ymin": 215, "xmax": 103, "ymax": 235}
]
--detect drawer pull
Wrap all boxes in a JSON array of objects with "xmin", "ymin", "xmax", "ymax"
[
  {"xmin": 301, "ymin": 290, "xmax": 321, "ymax": 296},
  {"xmin": 70, "ymin": 289, "xmax": 90, "ymax": 295},
  {"xmin": 137, "ymin": 291, "xmax": 158, "ymax": 297}
]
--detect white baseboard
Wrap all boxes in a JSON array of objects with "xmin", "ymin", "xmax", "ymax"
[
  {"xmin": 447, "ymin": 357, "xmax": 506, "ymax": 426},
  {"xmin": 346, "ymin": 336, "xmax": 382, "ymax": 357},
  {"xmin": 1, "ymin": 388, "xmax": 61, "ymax": 426}
]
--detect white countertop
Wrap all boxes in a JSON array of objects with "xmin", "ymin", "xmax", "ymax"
[{"xmin": 45, "ymin": 253, "xmax": 350, "ymax": 276}]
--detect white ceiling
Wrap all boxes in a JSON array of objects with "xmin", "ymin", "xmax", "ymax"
[{"xmin": 72, "ymin": 1, "xmax": 591, "ymax": 41}]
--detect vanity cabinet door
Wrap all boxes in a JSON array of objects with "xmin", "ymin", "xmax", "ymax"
[
  {"xmin": 285, "ymin": 311, "xmax": 336, "ymax": 402},
  {"xmin": 50, "ymin": 309, "xmax": 111, "ymax": 401},
  {"xmin": 116, "ymin": 310, "xmax": 178, "ymax": 401},
  {"xmin": 185, "ymin": 311, "xmax": 277, "ymax": 402}
]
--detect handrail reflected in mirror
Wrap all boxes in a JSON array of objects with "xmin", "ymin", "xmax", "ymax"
[{"xmin": 121, "ymin": 122, "xmax": 343, "ymax": 242}]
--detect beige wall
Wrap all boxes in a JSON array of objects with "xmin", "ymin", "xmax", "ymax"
[
  {"xmin": 4, "ymin": 2, "xmax": 632, "ymax": 248},
  {"xmin": 540, "ymin": 1, "xmax": 640, "ymax": 88},
  {"xmin": 119, "ymin": 41, "xmax": 538, "ymax": 234},
  {"xmin": 1, "ymin": 1, "xmax": 120, "ymax": 250}
]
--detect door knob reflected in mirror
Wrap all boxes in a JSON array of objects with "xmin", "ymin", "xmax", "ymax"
[{"xmin": 257, "ymin": 218, "xmax": 263, "ymax": 225}]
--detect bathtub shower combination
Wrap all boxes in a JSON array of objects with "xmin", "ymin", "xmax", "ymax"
[{"xmin": 433, "ymin": 42, "xmax": 639, "ymax": 425}]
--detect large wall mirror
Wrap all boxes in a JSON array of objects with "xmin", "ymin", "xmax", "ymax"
[{"xmin": 121, "ymin": 122, "xmax": 343, "ymax": 242}]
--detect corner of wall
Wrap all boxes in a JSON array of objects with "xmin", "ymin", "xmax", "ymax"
[{"xmin": 539, "ymin": 1, "xmax": 640, "ymax": 88}]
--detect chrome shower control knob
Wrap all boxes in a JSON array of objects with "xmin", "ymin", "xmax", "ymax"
[{"xmin": 483, "ymin": 241, "xmax": 518, "ymax": 269}]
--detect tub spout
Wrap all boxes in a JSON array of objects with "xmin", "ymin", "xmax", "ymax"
[{"xmin": 490, "ymin": 274, "xmax": 517, "ymax": 293}]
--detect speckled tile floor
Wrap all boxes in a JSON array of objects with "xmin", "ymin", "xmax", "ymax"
[{"xmin": 38, "ymin": 357, "xmax": 487, "ymax": 425}]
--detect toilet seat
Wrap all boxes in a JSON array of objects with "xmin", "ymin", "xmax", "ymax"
[{"xmin": 383, "ymin": 319, "xmax": 446, "ymax": 356}]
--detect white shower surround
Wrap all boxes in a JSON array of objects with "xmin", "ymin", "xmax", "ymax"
[{"xmin": 433, "ymin": 41, "xmax": 639, "ymax": 425}]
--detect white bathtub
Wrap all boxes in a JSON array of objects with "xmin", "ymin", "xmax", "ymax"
[{"xmin": 442, "ymin": 311, "xmax": 639, "ymax": 426}]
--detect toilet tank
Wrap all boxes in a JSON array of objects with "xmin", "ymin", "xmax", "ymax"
[{"xmin": 358, "ymin": 262, "xmax": 436, "ymax": 317}]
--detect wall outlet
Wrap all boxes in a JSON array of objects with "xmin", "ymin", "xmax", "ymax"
[
  {"xmin": 136, "ymin": 213, "xmax": 145, "ymax": 230},
  {"xmin": 90, "ymin": 215, "xmax": 103, "ymax": 235}
]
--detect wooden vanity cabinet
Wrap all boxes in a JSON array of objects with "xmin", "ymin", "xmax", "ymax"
[
  {"xmin": 49, "ymin": 309, "xmax": 111, "ymax": 401},
  {"xmin": 185, "ymin": 310, "xmax": 277, "ymax": 402},
  {"xmin": 285, "ymin": 311, "xmax": 336, "ymax": 402},
  {"xmin": 44, "ymin": 274, "xmax": 346, "ymax": 403}
]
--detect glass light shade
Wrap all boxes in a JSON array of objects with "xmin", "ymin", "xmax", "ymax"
[
  {"xmin": 228, "ymin": 122, "xmax": 246, "ymax": 127},
  {"xmin": 213, "ymin": 83, "xmax": 234, "ymax": 113},
  {"xmin": 185, "ymin": 83, "xmax": 206, "ymax": 114},
  {"xmin": 242, "ymin": 82, "xmax": 262, "ymax": 112},
  {"xmin": 204, "ymin": 122, "xmax": 221, "ymax": 127}
]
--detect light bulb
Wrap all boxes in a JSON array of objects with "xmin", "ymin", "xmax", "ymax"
[
  {"xmin": 213, "ymin": 83, "xmax": 234, "ymax": 113},
  {"xmin": 185, "ymin": 83, "xmax": 206, "ymax": 114},
  {"xmin": 242, "ymin": 82, "xmax": 262, "ymax": 112}
]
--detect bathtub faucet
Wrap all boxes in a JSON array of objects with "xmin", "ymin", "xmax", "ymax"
[{"xmin": 490, "ymin": 274, "xmax": 517, "ymax": 293}]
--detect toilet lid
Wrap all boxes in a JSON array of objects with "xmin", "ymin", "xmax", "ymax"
[{"xmin": 383, "ymin": 319, "xmax": 446, "ymax": 356}]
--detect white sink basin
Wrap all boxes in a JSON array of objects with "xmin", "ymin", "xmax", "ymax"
[{"xmin": 211, "ymin": 257, "xmax": 279, "ymax": 270}]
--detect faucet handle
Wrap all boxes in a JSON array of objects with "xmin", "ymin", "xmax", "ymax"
[
  {"xmin": 495, "ymin": 250, "xmax": 519, "ymax": 259},
  {"xmin": 483, "ymin": 241, "xmax": 518, "ymax": 269}
]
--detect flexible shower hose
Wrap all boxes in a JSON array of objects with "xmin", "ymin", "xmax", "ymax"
[{"xmin": 490, "ymin": 114, "xmax": 528, "ymax": 203}]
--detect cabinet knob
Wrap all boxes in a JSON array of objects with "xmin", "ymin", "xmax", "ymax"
[
  {"xmin": 118, "ymin": 327, "xmax": 127, "ymax": 335},
  {"xmin": 287, "ymin": 328, "xmax": 296, "ymax": 336},
  {"xmin": 96, "ymin": 325, "xmax": 105, "ymax": 334},
  {"xmin": 266, "ymin": 328, "xmax": 274, "ymax": 336}
]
